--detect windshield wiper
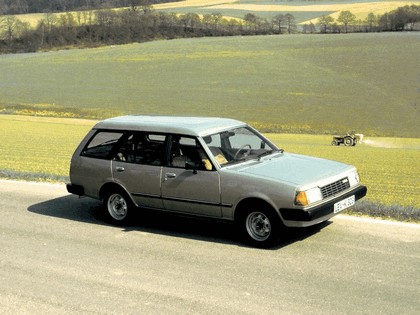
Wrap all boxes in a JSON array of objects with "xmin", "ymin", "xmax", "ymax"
[{"xmin": 257, "ymin": 149, "xmax": 284, "ymax": 160}]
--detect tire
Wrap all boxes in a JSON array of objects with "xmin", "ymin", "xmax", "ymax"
[
  {"xmin": 237, "ymin": 204, "xmax": 281, "ymax": 248},
  {"xmin": 331, "ymin": 140, "xmax": 338, "ymax": 146},
  {"xmin": 103, "ymin": 189, "xmax": 133, "ymax": 224},
  {"xmin": 344, "ymin": 137, "xmax": 354, "ymax": 146}
]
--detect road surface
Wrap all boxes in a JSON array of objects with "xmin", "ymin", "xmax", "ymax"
[{"xmin": 0, "ymin": 180, "xmax": 419, "ymax": 314}]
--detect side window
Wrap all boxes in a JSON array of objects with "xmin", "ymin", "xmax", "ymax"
[
  {"xmin": 169, "ymin": 136, "xmax": 213, "ymax": 171},
  {"xmin": 203, "ymin": 134, "xmax": 229, "ymax": 166},
  {"xmin": 82, "ymin": 131, "xmax": 124, "ymax": 159},
  {"xmin": 114, "ymin": 132, "xmax": 165, "ymax": 166}
]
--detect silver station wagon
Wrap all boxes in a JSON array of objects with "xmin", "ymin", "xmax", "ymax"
[{"xmin": 67, "ymin": 115, "xmax": 367, "ymax": 247}]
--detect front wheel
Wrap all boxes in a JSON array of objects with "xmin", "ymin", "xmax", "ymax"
[
  {"xmin": 238, "ymin": 206, "xmax": 281, "ymax": 248},
  {"xmin": 104, "ymin": 189, "xmax": 133, "ymax": 224}
]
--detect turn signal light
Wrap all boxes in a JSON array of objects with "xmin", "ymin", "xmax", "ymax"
[{"xmin": 295, "ymin": 191, "xmax": 308, "ymax": 206}]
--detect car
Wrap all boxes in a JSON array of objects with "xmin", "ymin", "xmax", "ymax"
[{"xmin": 67, "ymin": 115, "xmax": 367, "ymax": 247}]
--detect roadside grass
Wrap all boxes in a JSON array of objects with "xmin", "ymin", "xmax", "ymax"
[
  {"xmin": 1, "ymin": 33, "xmax": 419, "ymax": 138},
  {"xmin": 0, "ymin": 115, "xmax": 93, "ymax": 178},
  {"xmin": 1, "ymin": 115, "xmax": 419, "ymax": 222},
  {"xmin": 350, "ymin": 200, "xmax": 420, "ymax": 223}
]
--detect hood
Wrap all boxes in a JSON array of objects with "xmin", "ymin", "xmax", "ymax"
[{"xmin": 235, "ymin": 152, "xmax": 352, "ymax": 186}]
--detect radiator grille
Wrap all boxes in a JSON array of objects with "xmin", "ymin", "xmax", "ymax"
[{"xmin": 320, "ymin": 178, "xmax": 350, "ymax": 198}]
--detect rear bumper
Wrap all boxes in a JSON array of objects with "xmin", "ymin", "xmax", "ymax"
[
  {"xmin": 280, "ymin": 185, "xmax": 367, "ymax": 225},
  {"xmin": 66, "ymin": 183, "xmax": 85, "ymax": 196}
]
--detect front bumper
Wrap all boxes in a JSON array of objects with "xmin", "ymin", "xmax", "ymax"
[{"xmin": 280, "ymin": 185, "xmax": 367, "ymax": 225}]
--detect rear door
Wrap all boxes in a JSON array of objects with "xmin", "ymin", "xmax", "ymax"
[{"xmin": 111, "ymin": 132, "xmax": 166, "ymax": 209}]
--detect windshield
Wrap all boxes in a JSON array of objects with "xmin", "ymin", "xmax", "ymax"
[{"xmin": 203, "ymin": 127, "xmax": 280, "ymax": 167}]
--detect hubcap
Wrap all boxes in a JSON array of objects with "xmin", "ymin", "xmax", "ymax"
[
  {"xmin": 108, "ymin": 193, "xmax": 128, "ymax": 220},
  {"xmin": 246, "ymin": 211, "xmax": 271, "ymax": 241}
]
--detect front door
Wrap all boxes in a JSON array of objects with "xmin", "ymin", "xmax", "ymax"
[{"xmin": 161, "ymin": 136, "xmax": 221, "ymax": 217}]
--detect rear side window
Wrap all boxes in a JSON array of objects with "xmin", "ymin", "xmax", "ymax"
[
  {"xmin": 114, "ymin": 132, "xmax": 166, "ymax": 166},
  {"xmin": 82, "ymin": 131, "xmax": 124, "ymax": 159}
]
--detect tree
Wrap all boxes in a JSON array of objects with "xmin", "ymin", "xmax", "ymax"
[
  {"xmin": 404, "ymin": 5, "xmax": 420, "ymax": 30},
  {"xmin": 180, "ymin": 13, "xmax": 201, "ymax": 32},
  {"xmin": 284, "ymin": 13, "xmax": 296, "ymax": 34},
  {"xmin": 317, "ymin": 15, "xmax": 334, "ymax": 33},
  {"xmin": 272, "ymin": 13, "xmax": 284, "ymax": 34},
  {"xmin": 0, "ymin": 15, "xmax": 27, "ymax": 41},
  {"xmin": 365, "ymin": 13, "xmax": 378, "ymax": 32},
  {"xmin": 244, "ymin": 13, "xmax": 259, "ymax": 32},
  {"xmin": 205, "ymin": 13, "xmax": 223, "ymax": 31},
  {"xmin": 337, "ymin": 10, "xmax": 356, "ymax": 33},
  {"xmin": 302, "ymin": 22, "xmax": 316, "ymax": 34}
]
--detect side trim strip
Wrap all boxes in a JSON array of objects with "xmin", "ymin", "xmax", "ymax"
[{"xmin": 131, "ymin": 192, "xmax": 232, "ymax": 208}]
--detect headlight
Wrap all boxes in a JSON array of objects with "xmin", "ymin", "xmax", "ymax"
[
  {"xmin": 294, "ymin": 187, "xmax": 323, "ymax": 206},
  {"xmin": 348, "ymin": 170, "xmax": 360, "ymax": 187}
]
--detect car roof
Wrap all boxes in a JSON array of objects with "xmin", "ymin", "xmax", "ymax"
[{"xmin": 93, "ymin": 115, "xmax": 247, "ymax": 137}]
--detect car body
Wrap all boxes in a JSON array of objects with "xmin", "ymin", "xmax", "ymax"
[{"xmin": 67, "ymin": 115, "xmax": 367, "ymax": 247}]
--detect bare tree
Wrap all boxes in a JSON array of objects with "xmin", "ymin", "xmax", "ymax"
[
  {"xmin": 0, "ymin": 15, "xmax": 27, "ymax": 41},
  {"xmin": 317, "ymin": 15, "xmax": 334, "ymax": 33},
  {"xmin": 284, "ymin": 13, "xmax": 296, "ymax": 34},
  {"xmin": 302, "ymin": 22, "xmax": 316, "ymax": 34},
  {"xmin": 180, "ymin": 13, "xmax": 201, "ymax": 32},
  {"xmin": 244, "ymin": 13, "xmax": 259, "ymax": 32},
  {"xmin": 272, "ymin": 13, "xmax": 284, "ymax": 34},
  {"xmin": 337, "ymin": 10, "xmax": 356, "ymax": 33},
  {"xmin": 365, "ymin": 13, "xmax": 378, "ymax": 32}
]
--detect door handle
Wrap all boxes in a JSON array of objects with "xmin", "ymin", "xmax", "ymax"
[
  {"xmin": 116, "ymin": 166, "xmax": 125, "ymax": 172},
  {"xmin": 165, "ymin": 173, "xmax": 177, "ymax": 180}
]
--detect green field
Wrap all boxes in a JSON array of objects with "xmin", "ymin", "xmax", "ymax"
[
  {"xmin": 1, "ymin": 33, "xmax": 419, "ymax": 137},
  {"xmin": 1, "ymin": 115, "xmax": 419, "ymax": 220}
]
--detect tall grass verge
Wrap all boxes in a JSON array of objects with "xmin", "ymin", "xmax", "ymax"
[
  {"xmin": 350, "ymin": 200, "xmax": 420, "ymax": 223},
  {"xmin": 0, "ymin": 169, "xmax": 69, "ymax": 183}
]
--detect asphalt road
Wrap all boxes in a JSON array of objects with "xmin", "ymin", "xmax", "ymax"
[{"xmin": 0, "ymin": 180, "xmax": 419, "ymax": 315}]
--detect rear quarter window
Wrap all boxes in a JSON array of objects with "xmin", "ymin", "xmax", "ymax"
[{"xmin": 82, "ymin": 131, "xmax": 124, "ymax": 159}]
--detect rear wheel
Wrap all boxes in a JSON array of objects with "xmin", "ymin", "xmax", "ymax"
[
  {"xmin": 103, "ymin": 189, "xmax": 133, "ymax": 224},
  {"xmin": 237, "ymin": 204, "xmax": 281, "ymax": 248},
  {"xmin": 344, "ymin": 137, "xmax": 354, "ymax": 146}
]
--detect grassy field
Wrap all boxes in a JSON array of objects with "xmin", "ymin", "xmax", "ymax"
[
  {"xmin": 1, "ymin": 33, "xmax": 419, "ymax": 137},
  {"xmin": 1, "ymin": 115, "xmax": 419, "ymax": 221}
]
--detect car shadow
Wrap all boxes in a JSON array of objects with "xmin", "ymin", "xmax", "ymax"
[{"xmin": 28, "ymin": 195, "xmax": 330, "ymax": 250}]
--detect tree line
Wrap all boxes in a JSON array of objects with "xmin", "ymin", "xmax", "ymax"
[
  {"xmin": 0, "ymin": 8, "xmax": 298, "ymax": 53},
  {"xmin": 309, "ymin": 5, "xmax": 420, "ymax": 33},
  {"xmin": 0, "ymin": 4, "xmax": 419, "ymax": 54}
]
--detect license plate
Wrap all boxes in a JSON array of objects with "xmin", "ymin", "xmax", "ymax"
[{"xmin": 334, "ymin": 195, "xmax": 355, "ymax": 213}]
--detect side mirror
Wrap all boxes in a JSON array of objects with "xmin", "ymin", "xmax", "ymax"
[{"xmin": 185, "ymin": 161, "xmax": 198, "ymax": 174}]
